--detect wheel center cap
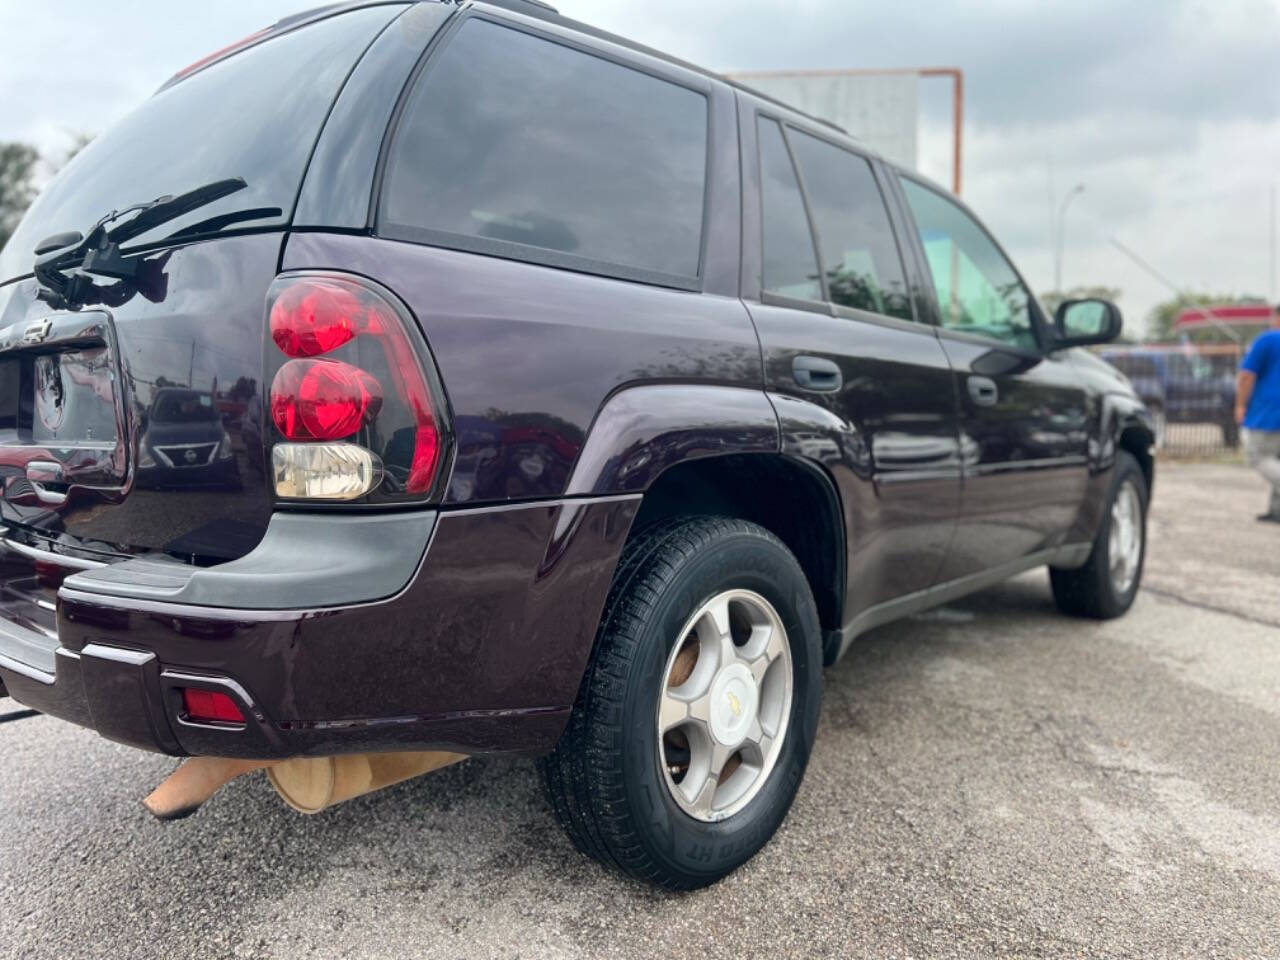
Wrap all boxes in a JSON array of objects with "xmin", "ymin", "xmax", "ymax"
[{"xmin": 708, "ymin": 662, "xmax": 758, "ymax": 746}]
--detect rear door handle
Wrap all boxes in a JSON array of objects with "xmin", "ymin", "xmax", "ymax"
[
  {"xmin": 967, "ymin": 375, "xmax": 999, "ymax": 407},
  {"xmin": 793, "ymin": 355, "xmax": 842, "ymax": 394}
]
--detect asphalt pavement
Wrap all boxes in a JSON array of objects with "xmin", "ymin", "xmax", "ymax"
[{"xmin": 2, "ymin": 460, "xmax": 1279, "ymax": 960}]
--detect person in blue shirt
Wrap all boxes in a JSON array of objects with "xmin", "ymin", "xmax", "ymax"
[{"xmin": 1236, "ymin": 303, "xmax": 1280, "ymax": 522}]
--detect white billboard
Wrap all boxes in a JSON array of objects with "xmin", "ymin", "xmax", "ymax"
[{"xmin": 728, "ymin": 71, "xmax": 919, "ymax": 171}]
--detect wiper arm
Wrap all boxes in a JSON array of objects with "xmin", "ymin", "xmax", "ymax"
[
  {"xmin": 33, "ymin": 177, "xmax": 248, "ymax": 309},
  {"xmin": 162, "ymin": 205, "xmax": 282, "ymax": 242}
]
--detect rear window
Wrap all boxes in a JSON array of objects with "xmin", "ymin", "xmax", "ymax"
[
  {"xmin": 0, "ymin": 6, "xmax": 400, "ymax": 284},
  {"xmin": 380, "ymin": 19, "xmax": 709, "ymax": 284},
  {"xmin": 786, "ymin": 130, "xmax": 912, "ymax": 321}
]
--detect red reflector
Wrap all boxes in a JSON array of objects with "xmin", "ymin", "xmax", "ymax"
[
  {"xmin": 270, "ymin": 281, "xmax": 361, "ymax": 357},
  {"xmin": 182, "ymin": 688, "xmax": 245, "ymax": 724},
  {"xmin": 271, "ymin": 359, "xmax": 380, "ymax": 441}
]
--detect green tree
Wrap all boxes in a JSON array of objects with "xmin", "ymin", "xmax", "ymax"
[
  {"xmin": 0, "ymin": 142, "xmax": 40, "ymax": 250},
  {"xmin": 1147, "ymin": 292, "xmax": 1266, "ymax": 343}
]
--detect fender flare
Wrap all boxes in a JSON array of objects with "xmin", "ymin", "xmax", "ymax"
[{"xmin": 565, "ymin": 384, "xmax": 780, "ymax": 496}]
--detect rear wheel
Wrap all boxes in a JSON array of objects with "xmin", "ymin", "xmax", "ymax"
[
  {"xmin": 537, "ymin": 516, "xmax": 822, "ymax": 889},
  {"xmin": 1050, "ymin": 450, "xmax": 1148, "ymax": 619}
]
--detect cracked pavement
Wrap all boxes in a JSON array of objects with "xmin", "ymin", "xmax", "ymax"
[{"xmin": 2, "ymin": 460, "xmax": 1279, "ymax": 959}]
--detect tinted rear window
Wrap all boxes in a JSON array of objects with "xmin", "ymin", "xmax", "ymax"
[
  {"xmin": 758, "ymin": 118, "xmax": 821, "ymax": 301},
  {"xmin": 787, "ymin": 130, "xmax": 911, "ymax": 321},
  {"xmin": 380, "ymin": 19, "xmax": 709, "ymax": 283},
  {"xmin": 0, "ymin": 6, "xmax": 399, "ymax": 284}
]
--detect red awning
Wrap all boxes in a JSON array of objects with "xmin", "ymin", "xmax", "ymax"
[{"xmin": 1173, "ymin": 304, "xmax": 1272, "ymax": 330}]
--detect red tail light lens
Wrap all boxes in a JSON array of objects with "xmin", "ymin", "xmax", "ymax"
[
  {"xmin": 181, "ymin": 688, "xmax": 245, "ymax": 724},
  {"xmin": 264, "ymin": 274, "xmax": 448, "ymax": 500},
  {"xmin": 270, "ymin": 281, "xmax": 361, "ymax": 357},
  {"xmin": 270, "ymin": 359, "xmax": 380, "ymax": 441}
]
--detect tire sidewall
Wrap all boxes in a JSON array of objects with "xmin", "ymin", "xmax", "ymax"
[
  {"xmin": 1097, "ymin": 453, "xmax": 1149, "ymax": 612},
  {"xmin": 614, "ymin": 528, "xmax": 821, "ymax": 884}
]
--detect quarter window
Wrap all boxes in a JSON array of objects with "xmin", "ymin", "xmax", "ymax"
[
  {"xmin": 381, "ymin": 20, "xmax": 708, "ymax": 281},
  {"xmin": 901, "ymin": 178, "xmax": 1037, "ymax": 350},
  {"xmin": 786, "ymin": 130, "xmax": 912, "ymax": 321},
  {"xmin": 758, "ymin": 118, "xmax": 821, "ymax": 301}
]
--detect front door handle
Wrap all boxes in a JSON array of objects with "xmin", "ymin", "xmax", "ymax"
[
  {"xmin": 793, "ymin": 355, "xmax": 842, "ymax": 394},
  {"xmin": 967, "ymin": 375, "xmax": 999, "ymax": 407}
]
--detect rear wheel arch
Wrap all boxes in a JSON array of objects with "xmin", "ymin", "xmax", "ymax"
[{"xmin": 628, "ymin": 453, "xmax": 845, "ymax": 636}]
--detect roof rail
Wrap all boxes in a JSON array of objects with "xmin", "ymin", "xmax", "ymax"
[{"xmin": 470, "ymin": 0, "xmax": 560, "ymax": 16}]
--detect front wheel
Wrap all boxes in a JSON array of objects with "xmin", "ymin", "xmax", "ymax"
[
  {"xmin": 537, "ymin": 516, "xmax": 822, "ymax": 889},
  {"xmin": 1050, "ymin": 450, "xmax": 1148, "ymax": 619},
  {"xmin": 1221, "ymin": 420, "xmax": 1240, "ymax": 449}
]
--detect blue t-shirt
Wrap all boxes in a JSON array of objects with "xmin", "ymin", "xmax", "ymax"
[{"xmin": 1242, "ymin": 329, "xmax": 1280, "ymax": 431}]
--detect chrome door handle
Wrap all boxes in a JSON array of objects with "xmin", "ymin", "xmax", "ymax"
[{"xmin": 967, "ymin": 375, "xmax": 999, "ymax": 407}]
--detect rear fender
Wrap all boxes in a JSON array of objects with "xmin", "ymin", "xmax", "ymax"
[{"xmin": 565, "ymin": 384, "xmax": 779, "ymax": 496}]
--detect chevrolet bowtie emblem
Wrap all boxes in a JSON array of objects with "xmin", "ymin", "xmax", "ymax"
[{"xmin": 726, "ymin": 690, "xmax": 742, "ymax": 718}]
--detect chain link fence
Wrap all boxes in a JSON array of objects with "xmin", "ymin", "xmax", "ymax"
[{"xmin": 1098, "ymin": 343, "xmax": 1243, "ymax": 459}]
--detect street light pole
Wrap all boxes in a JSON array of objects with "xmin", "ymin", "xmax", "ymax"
[{"xmin": 1054, "ymin": 183, "xmax": 1085, "ymax": 294}]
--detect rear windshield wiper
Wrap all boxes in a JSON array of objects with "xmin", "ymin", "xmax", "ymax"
[{"xmin": 33, "ymin": 177, "xmax": 250, "ymax": 309}]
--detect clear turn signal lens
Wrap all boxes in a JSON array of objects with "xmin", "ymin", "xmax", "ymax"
[{"xmin": 273, "ymin": 443, "xmax": 382, "ymax": 501}]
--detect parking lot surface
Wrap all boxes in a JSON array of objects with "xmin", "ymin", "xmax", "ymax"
[{"xmin": 2, "ymin": 461, "xmax": 1278, "ymax": 960}]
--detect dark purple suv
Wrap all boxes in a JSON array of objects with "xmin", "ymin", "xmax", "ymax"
[{"xmin": 0, "ymin": 0, "xmax": 1154, "ymax": 887}]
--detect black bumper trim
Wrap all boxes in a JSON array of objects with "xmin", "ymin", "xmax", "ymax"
[{"xmin": 62, "ymin": 509, "xmax": 437, "ymax": 610}]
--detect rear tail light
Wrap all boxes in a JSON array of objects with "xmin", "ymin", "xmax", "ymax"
[
  {"xmin": 270, "ymin": 359, "xmax": 381, "ymax": 441},
  {"xmin": 181, "ymin": 688, "xmax": 245, "ymax": 725},
  {"xmin": 263, "ymin": 274, "xmax": 448, "ymax": 503}
]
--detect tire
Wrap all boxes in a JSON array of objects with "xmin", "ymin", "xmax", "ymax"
[
  {"xmin": 537, "ymin": 516, "xmax": 822, "ymax": 889},
  {"xmin": 1221, "ymin": 420, "xmax": 1240, "ymax": 450},
  {"xmin": 1050, "ymin": 450, "xmax": 1148, "ymax": 619},
  {"xmin": 1147, "ymin": 403, "xmax": 1167, "ymax": 450}
]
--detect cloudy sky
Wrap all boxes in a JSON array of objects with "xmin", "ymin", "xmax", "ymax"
[{"xmin": 1, "ymin": 0, "xmax": 1277, "ymax": 335}]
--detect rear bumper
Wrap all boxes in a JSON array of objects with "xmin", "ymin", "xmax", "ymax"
[{"xmin": 0, "ymin": 495, "xmax": 637, "ymax": 758}]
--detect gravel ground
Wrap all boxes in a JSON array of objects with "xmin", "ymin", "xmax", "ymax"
[{"xmin": 2, "ymin": 461, "xmax": 1279, "ymax": 960}]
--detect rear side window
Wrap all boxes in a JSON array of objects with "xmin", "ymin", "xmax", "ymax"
[
  {"xmin": 0, "ymin": 6, "xmax": 398, "ymax": 284},
  {"xmin": 786, "ymin": 131, "xmax": 912, "ymax": 321},
  {"xmin": 381, "ymin": 19, "xmax": 708, "ymax": 283},
  {"xmin": 758, "ymin": 119, "xmax": 822, "ymax": 301}
]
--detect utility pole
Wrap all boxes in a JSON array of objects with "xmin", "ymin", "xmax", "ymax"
[
  {"xmin": 1269, "ymin": 183, "xmax": 1276, "ymax": 304},
  {"xmin": 1054, "ymin": 184, "xmax": 1085, "ymax": 294}
]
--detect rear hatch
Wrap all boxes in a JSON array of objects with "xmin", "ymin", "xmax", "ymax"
[{"xmin": 0, "ymin": 3, "xmax": 403, "ymax": 611}]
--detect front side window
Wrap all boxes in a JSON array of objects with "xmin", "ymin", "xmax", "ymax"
[
  {"xmin": 758, "ymin": 118, "xmax": 821, "ymax": 301},
  {"xmin": 381, "ymin": 19, "xmax": 708, "ymax": 282},
  {"xmin": 787, "ymin": 130, "xmax": 912, "ymax": 321},
  {"xmin": 901, "ymin": 178, "xmax": 1037, "ymax": 350}
]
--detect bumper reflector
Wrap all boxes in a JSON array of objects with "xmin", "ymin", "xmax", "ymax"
[
  {"xmin": 181, "ymin": 689, "xmax": 245, "ymax": 725},
  {"xmin": 272, "ymin": 442, "xmax": 381, "ymax": 501}
]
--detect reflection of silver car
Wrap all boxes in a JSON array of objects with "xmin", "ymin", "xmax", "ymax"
[{"xmin": 137, "ymin": 389, "xmax": 239, "ymax": 489}]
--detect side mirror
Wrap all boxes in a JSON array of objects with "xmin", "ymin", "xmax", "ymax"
[{"xmin": 1053, "ymin": 298, "xmax": 1123, "ymax": 347}]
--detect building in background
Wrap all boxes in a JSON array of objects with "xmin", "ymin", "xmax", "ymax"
[{"xmin": 727, "ymin": 68, "xmax": 962, "ymax": 194}]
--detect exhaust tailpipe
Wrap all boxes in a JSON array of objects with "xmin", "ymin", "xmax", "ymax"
[
  {"xmin": 268, "ymin": 751, "xmax": 468, "ymax": 814},
  {"xmin": 143, "ymin": 751, "xmax": 468, "ymax": 820}
]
